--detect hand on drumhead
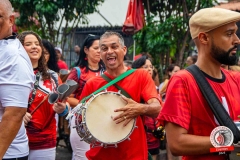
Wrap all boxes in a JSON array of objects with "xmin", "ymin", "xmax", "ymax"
[
  {"xmin": 112, "ymin": 96, "xmax": 140, "ymax": 126},
  {"xmin": 23, "ymin": 112, "xmax": 32, "ymax": 126}
]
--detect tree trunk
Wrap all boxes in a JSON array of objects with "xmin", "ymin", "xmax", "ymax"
[{"xmin": 177, "ymin": 28, "xmax": 189, "ymax": 67}]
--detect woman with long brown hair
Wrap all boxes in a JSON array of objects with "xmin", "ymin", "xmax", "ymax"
[{"xmin": 18, "ymin": 31, "xmax": 69, "ymax": 160}]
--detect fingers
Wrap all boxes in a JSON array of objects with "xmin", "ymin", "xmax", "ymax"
[
  {"xmin": 112, "ymin": 115, "xmax": 133, "ymax": 126},
  {"xmin": 113, "ymin": 115, "xmax": 127, "ymax": 124},
  {"xmin": 121, "ymin": 96, "xmax": 133, "ymax": 103},
  {"xmin": 23, "ymin": 112, "xmax": 32, "ymax": 126},
  {"xmin": 53, "ymin": 102, "xmax": 66, "ymax": 114},
  {"xmin": 123, "ymin": 118, "xmax": 132, "ymax": 126}
]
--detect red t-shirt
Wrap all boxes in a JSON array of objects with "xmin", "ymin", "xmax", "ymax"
[
  {"xmin": 67, "ymin": 66, "xmax": 104, "ymax": 98},
  {"xmin": 79, "ymin": 69, "xmax": 159, "ymax": 160},
  {"xmin": 27, "ymin": 70, "xmax": 62, "ymax": 150},
  {"xmin": 57, "ymin": 60, "xmax": 68, "ymax": 70},
  {"xmin": 158, "ymin": 69, "xmax": 240, "ymax": 160}
]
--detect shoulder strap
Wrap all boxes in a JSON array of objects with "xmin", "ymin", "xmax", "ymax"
[
  {"xmin": 101, "ymin": 74, "xmax": 132, "ymax": 98},
  {"xmin": 28, "ymin": 71, "xmax": 41, "ymax": 106},
  {"xmin": 50, "ymin": 71, "xmax": 59, "ymax": 87},
  {"xmin": 186, "ymin": 65, "xmax": 240, "ymax": 143},
  {"xmin": 74, "ymin": 66, "xmax": 81, "ymax": 80},
  {"xmin": 81, "ymin": 69, "xmax": 136, "ymax": 103}
]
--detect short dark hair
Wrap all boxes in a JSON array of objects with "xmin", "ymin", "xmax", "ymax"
[{"xmin": 100, "ymin": 31, "xmax": 125, "ymax": 47}]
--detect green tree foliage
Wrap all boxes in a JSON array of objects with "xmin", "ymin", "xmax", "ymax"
[
  {"xmin": 10, "ymin": 0, "xmax": 104, "ymax": 47},
  {"xmin": 131, "ymin": 0, "xmax": 218, "ymax": 79}
]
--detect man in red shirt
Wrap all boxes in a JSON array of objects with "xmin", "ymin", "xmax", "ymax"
[
  {"xmin": 79, "ymin": 31, "xmax": 161, "ymax": 160},
  {"xmin": 158, "ymin": 8, "xmax": 240, "ymax": 160}
]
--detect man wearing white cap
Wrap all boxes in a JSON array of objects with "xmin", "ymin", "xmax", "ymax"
[
  {"xmin": 158, "ymin": 8, "xmax": 240, "ymax": 160},
  {"xmin": 55, "ymin": 47, "xmax": 68, "ymax": 70}
]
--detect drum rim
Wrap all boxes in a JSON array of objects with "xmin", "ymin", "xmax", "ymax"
[{"xmin": 83, "ymin": 91, "xmax": 137, "ymax": 145}]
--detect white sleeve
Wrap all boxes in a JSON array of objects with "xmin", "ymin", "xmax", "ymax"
[
  {"xmin": 0, "ymin": 40, "xmax": 34, "ymax": 108},
  {"xmin": 0, "ymin": 84, "xmax": 32, "ymax": 108}
]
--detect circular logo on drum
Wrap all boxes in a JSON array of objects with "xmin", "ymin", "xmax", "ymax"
[{"xmin": 210, "ymin": 126, "xmax": 233, "ymax": 147}]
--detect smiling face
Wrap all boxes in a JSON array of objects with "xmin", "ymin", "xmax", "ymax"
[
  {"xmin": 100, "ymin": 35, "xmax": 127, "ymax": 72},
  {"xmin": 23, "ymin": 34, "xmax": 42, "ymax": 63}
]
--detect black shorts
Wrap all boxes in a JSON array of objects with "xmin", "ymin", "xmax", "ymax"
[
  {"xmin": 3, "ymin": 155, "xmax": 28, "ymax": 160},
  {"xmin": 149, "ymin": 148, "xmax": 160, "ymax": 155}
]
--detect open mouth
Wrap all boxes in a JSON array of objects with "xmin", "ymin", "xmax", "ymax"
[
  {"xmin": 107, "ymin": 57, "xmax": 116, "ymax": 65},
  {"xmin": 30, "ymin": 51, "xmax": 38, "ymax": 55}
]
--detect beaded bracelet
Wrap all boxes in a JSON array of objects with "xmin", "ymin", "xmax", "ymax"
[{"xmin": 58, "ymin": 105, "xmax": 69, "ymax": 116}]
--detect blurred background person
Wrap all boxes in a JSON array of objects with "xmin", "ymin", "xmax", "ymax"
[
  {"xmin": 18, "ymin": 31, "xmax": 68, "ymax": 160},
  {"xmin": 124, "ymin": 60, "xmax": 133, "ymax": 68},
  {"xmin": 132, "ymin": 55, "xmax": 160, "ymax": 160},
  {"xmin": 67, "ymin": 34, "xmax": 105, "ymax": 160},
  {"xmin": 70, "ymin": 45, "xmax": 81, "ymax": 68},
  {"xmin": 229, "ymin": 65, "xmax": 240, "ymax": 72},
  {"xmin": 185, "ymin": 55, "xmax": 198, "ymax": 67},
  {"xmin": 42, "ymin": 39, "xmax": 60, "ymax": 73},
  {"xmin": 74, "ymin": 45, "xmax": 81, "ymax": 56},
  {"xmin": 55, "ymin": 47, "xmax": 68, "ymax": 70},
  {"xmin": 159, "ymin": 64, "xmax": 180, "ymax": 101}
]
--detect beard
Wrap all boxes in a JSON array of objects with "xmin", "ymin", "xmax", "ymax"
[{"xmin": 211, "ymin": 42, "xmax": 238, "ymax": 65}]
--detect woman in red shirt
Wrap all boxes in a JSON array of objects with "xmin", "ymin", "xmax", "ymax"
[{"xmin": 18, "ymin": 31, "xmax": 68, "ymax": 160}]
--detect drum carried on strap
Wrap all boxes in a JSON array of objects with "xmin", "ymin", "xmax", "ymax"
[{"xmin": 74, "ymin": 91, "xmax": 137, "ymax": 148}]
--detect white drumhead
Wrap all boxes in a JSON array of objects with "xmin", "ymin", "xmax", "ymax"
[{"xmin": 85, "ymin": 92, "xmax": 135, "ymax": 144}]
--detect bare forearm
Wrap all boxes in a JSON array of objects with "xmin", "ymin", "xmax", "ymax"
[
  {"xmin": 67, "ymin": 97, "xmax": 79, "ymax": 108},
  {"xmin": 0, "ymin": 107, "xmax": 26, "ymax": 159},
  {"xmin": 166, "ymin": 122, "xmax": 213, "ymax": 156},
  {"xmin": 168, "ymin": 133, "xmax": 212, "ymax": 156},
  {"xmin": 141, "ymin": 99, "xmax": 161, "ymax": 117}
]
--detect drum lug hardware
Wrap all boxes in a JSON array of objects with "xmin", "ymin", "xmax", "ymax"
[
  {"xmin": 117, "ymin": 90, "xmax": 121, "ymax": 94},
  {"xmin": 80, "ymin": 134, "xmax": 88, "ymax": 141},
  {"xmin": 127, "ymin": 137, "xmax": 131, "ymax": 141},
  {"xmin": 81, "ymin": 121, "xmax": 86, "ymax": 124},
  {"xmin": 91, "ymin": 94, "xmax": 96, "ymax": 98},
  {"xmin": 134, "ymin": 125, "xmax": 138, "ymax": 129},
  {"xmin": 114, "ymin": 144, "xmax": 117, "ymax": 148}
]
